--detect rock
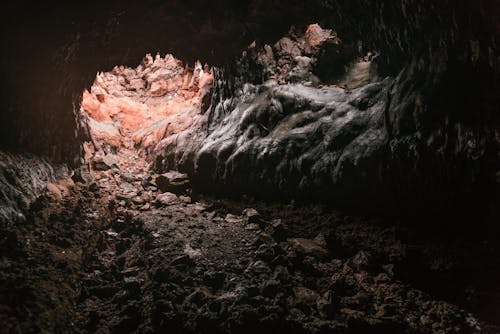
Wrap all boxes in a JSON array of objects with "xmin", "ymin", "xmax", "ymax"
[
  {"xmin": 269, "ymin": 219, "xmax": 287, "ymax": 241},
  {"xmin": 245, "ymin": 260, "xmax": 271, "ymax": 275},
  {"xmin": 89, "ymin": 181, "xmax": 99, "ymax": 192},
  {"xmin": 90, "ymin": 285, "xmax": 119, "ymax": 299},
  {"xmin": 155, "ymin": 192, "xmax": 179, "ymax": 206},
  {"xmin": 272, "ymin": 265, "xmax": 290, "ymax": 281},
  {"xmin": 102, "ymin": 153, "xmax": 120, "ymax": 168},
  {"xmin": 183, "ymin": 244, "xmax": 202, "ymax": 258},
  {"xmin": 170, "ymin": 255, "xmax": 195, "ymax": 267},
  {"xmin": 72, "ymin": 167, "xmax": 93, "ymax": 184},
  {"xmin": 139, "ymin": 203, "xmax": 151, "ymax": 211},
  {"xmin": 254, "ymin": 244, "xmax": 275, "ymax": 262},
  {"xmin": 242, "ymin": 208, "xmax": 263, "ymax": 225},
  {"xmin": 313, "ymin": 233, "xmax": 328, "ymax": 248},
  {"xmin": 382, "ymin": 264, "xmax": 394, "ymax": 278},
  {"xmin": 121, "ymin": 172, "xmax": 138, "ymax": 183},
  {"xmin": 141, "ymin": 174, "xmax": 152, "ymax": 189},
  {"xmin": 349, "ymin": 250, "xmax": 372, "ymax": 272},
  {"xmin": 245, "ymin": 223, "xmax": 260, "ymax": 231},
  {"xmin": 287, "ymin": 238, "xmax": 328, "ymax": 257},
  {"xmin": 156, "ymin": 171, "xmax": 190, "ymax": 194},
  {"xmin": 293, "ymin": 286, "xmax": 319, "ymax": 305},
  {"xmin": 317, "ymin": 290, "xmax": 335, "ymax": 318},
  {"xmin": 116, "ymin": 191, "xmax": 138, "ymax": 201},
  {"xmin": 121, "ymin": 266, "xmax": 141, "ymax": 277},
  {"xmin": 245, "ymin": 285, "xmax": 260, "ymax": 298},
  {"xmin": 46, "ymin": 182, "xmax": 63, "ymax": 200},
  {"xmin": 93, "ymin": 153, "xmax": 120, "ymax": 170},
  {"xmin": 257, "ymin": 232, "xmax": 275, "ymax": 245},
  {"xmin": 149, "ymin": 25, "xmax": 399, "ymax": 214},
  {"xmin": 123, "ymin": 277, "xmax": 142, "ymax": 295},
  {"xmin": 129, "ymin": 78, "xmax": 146, "ymax": 91},
  {"xmin": 132, "ymin": 196, "xmax": 144, "ymax": 205},
  {"xmin": 184, "ymin": 287, "xmax": 214, "ymax": 307},
  {"xmin": 224, "ymin": 214, "xmax": 243, "ymax": 224},
  {"xmin": 179, "ymin": 195, "xmax": 191, "ymax": 203},
  {"xmin": 58, "ymin": 177, "xmax": 75, "ymax": 189}
]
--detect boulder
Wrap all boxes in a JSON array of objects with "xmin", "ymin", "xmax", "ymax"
[
  {"xmin": 93, "ymin": 153, "xmax": 120, "ymax": 171},
  {"xmin": 287, "ymin": 238, "xmax": 328, "ymax": 257},
  {"xmin": 155, "ymin": 192, "xmax": 179, "ymax": 206},
  {"xmin": 293, "ymin": 286, "xmax": 320, "ymax": 305},
  {"xmin": 156, "ymin": 171, "xmax": 190, "ymax": 194}
]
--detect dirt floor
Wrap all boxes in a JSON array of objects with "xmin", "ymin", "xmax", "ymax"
[{"xmin": 1, "ymin": 149, "xmax": 499, "ymax": 333}]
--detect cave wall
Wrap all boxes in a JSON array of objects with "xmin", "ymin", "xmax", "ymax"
[
  {"xmin": 0, "ymin": 0, "xmax": 323, "ymax": 163},
  {"xmin": 1, "ymin": 0, "xmax": 497, "ymax": 159},
  {"xmin": 0, "ymin": 0, "xmax": 498, "ymax": 223}
]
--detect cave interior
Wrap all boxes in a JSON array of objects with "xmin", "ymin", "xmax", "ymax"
[{"xmin": 0, "ymin": 1, "xmax": 499, "ymax": 333}]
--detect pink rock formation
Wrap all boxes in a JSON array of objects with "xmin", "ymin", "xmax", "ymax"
[{"xmin": 80, "ymin": 53, "xmax": 213, "ymax": 161}]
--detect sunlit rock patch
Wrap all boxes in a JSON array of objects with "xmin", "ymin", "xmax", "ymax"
[{"xmin": 80, "ymin": 53, "xmax": 213, "ymax": 162}]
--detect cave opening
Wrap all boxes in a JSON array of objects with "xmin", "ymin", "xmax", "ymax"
[
  {"xmin": 79, "ymin": 53, "xmax": 213, "ymax": 174},
  {"xmin": 1, "ymin": 3, "xmax": 499, "ymax": 332}
]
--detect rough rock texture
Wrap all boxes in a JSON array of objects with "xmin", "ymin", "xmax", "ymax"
[
  {"xmin": 80, "ymin": 53, "xmax": 213, "ymax": 159},
  {"xmin": 2, "ymin": 144, "xmax": 498, "ymax": 333},
  {"xmin": 1, "ymin": 0, "xmax": 497, "ymax": 163},
  {"xmin": 151, "ymin": 24, "xmax": 498, "ymax": 224},
  {"xmin": 0, "ymin": 151, "xmax": 68, "ymax": 224}
]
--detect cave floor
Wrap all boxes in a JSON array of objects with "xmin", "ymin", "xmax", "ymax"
[{"xmin": 1, "ymin": 150, "xmax": 499, "ymax": 334}]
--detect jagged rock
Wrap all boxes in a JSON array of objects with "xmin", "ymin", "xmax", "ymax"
[
  {"xmin": 72, "ymin": 167, "xmax": 94, "ymax": 184},
  {"xmin": 80, "ymin": 53, "xmax": 214, "ymax": 157},
  {"xmin": 245, "ymin": 223, "xmax": 260, "ymax": 231},
  {"xmin": 313, "ymin": 233, "xmax": 328, "ymax": 248},
  {"xmin": 88, "ymin": 181, "xmax": 99, "ymax": 192},
  {"xmin": 224, "ymin": 214, "xmax": 243, "ymax": 224},
  {"xmin": 46, "ymin": 183, "xmax": 63, "ymax": 201},
  {"xmin": 317, "ymin": 291, "xmax": 335, "ymax": 318},
  {"xmin": 245, "ymin": 260, "xmax": 271, "ymax": 275},
  {"xmin": 243, "ymin": 208, "xmax": 264, "ymax": 226},
  {"xmin": 141, "ymin": 174, "xmax": 153, "ymax": 189},
  {"xmin": 287, "ymin": 238, "xmax": 328, "ymax": 257},
  {"xmin": 349, "ymin": 250, "xmax": 372, "ymax": 272},
  {"xmin": 293, "ymin": 287, "xmax": 320, "ymax": 305},
  {"xmin": 269, "ymin": 219, "xmax": 287, "ymax": 241},
  {"xmin": 184, "ymin": 287, "xmax": 214, "ymax": 307},
  {"xmin": 155, "ymin": 192, "xmax": 179, "ymax": 206},
  {"xmin": 170, "ymin": 255, "xmax": 195, "ymax": 267},
  {"xmin": 156, "ymin": 171, "xmax": 190, "ymax": 194},
  {"xmin": 121, "ymin": 172, "xmax": 138, "ymax": 183},
  {"xmin": 254, "ymin": 244, "xmax": 275, "ymax": 262}
]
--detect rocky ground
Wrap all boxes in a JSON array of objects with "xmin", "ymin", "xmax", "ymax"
[{"xmin": 1, "ymin": 146, "xmax": 499, "ymax": 333}]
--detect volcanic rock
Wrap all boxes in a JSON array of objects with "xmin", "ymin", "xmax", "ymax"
[
  {"xmin": 155, "ymin": 192, "xmax": 180, "ymax": 206},
  {"xmin": 156, "ymin": 171, "xmax": 190, "ymax": 194},
  {"xmin": 287, "ymin": 238, "xmax": 328, "ymax": 257}
]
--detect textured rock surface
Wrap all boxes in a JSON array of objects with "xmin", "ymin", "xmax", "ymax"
[
  {"xmin": 150, "ymin": 24, "xmax": 498, "ymax": 223},
  {"xmin": 2, "ymin": 145, "xmax": 497, "ymax": 333},
  {"xmin": 1, "ymin": 0, "xmax": 497, "ymax": 164},
  {"xmin": 81, "ymin": 53, "xmax": 213, "ymax": 158},
  {"xmin": 0, "ymin": 151, "xmax": 68, "ymax": 224}
]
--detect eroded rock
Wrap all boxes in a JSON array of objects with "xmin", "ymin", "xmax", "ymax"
[{"xmin": 156, "ymin": 171, "xmax": 190, "ymax": 194}]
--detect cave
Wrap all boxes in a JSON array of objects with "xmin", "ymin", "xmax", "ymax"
[{"xmin": 0, "ymin": 1, "xmax": 499, "ymax": 333}]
